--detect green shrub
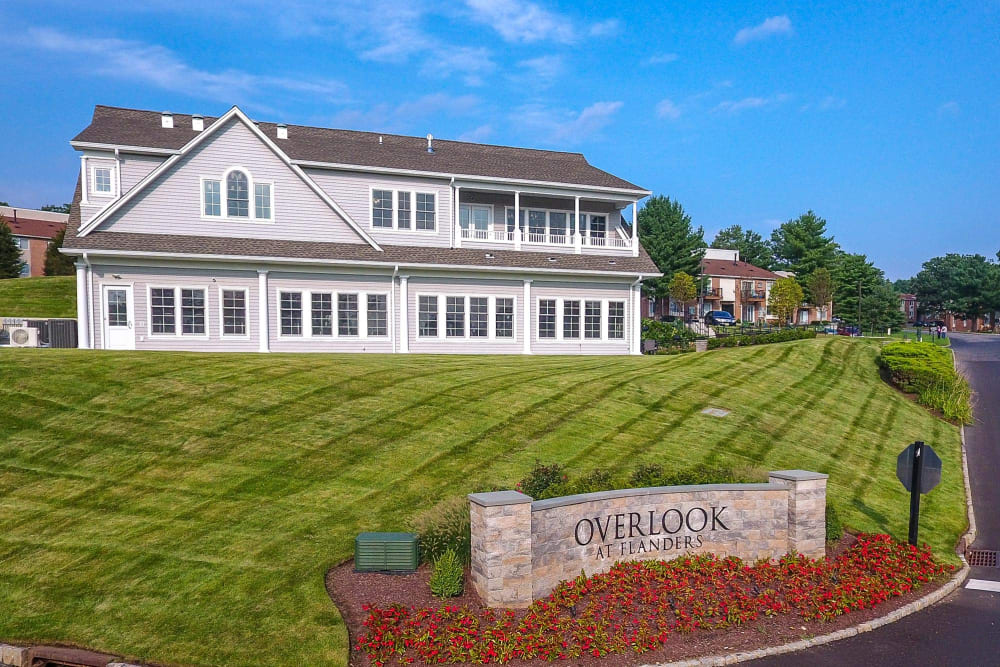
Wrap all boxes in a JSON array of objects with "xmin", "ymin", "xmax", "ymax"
[
  {"xmin": 566, "ymin": 468, "xmax": 616, "ymax": 495},
  {"xmin": 826, "ymin": 501, "xmax": 843, "ymax": 542},
  {"xmin": 660, "ymin": 464, "xmax": 738, "ymax": 487},
  {"xmin": 516, "ymin": 461, "xmax": 568, "ymax": 499},
  {"xmin": 877, "ymin": 342, "xmax": 972, "ymax": 424},
  {"xmin": 707, "ymin": 328, "xmax": 816, "ymax": 349},
  {"xmin": 628, "ymin": 464, "xmax": 665, "ymax": 488},
  {"xmin": 408, "ymin": 496, "xmax": 470, "ymax": 565},
  {"xmin": 642, "ymin": 318, "xmax": 698, "ymax": 350},
  {"xmin": 429, "ymin": 547, "xmax": 464, "ymax": 598}
]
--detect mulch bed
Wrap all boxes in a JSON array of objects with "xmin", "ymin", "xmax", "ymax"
[{"xmin": 326, "ymin": 534, "xmax": 955, "ymax": 667}]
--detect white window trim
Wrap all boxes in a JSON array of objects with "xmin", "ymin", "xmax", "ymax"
[
  {"xmin": 368, "ymin": 185, "xmax": 439, "ymax": 233},
  {"xmin": 200, "ymin": 166, "xmax": 275, "ymax": 223},
  {"xmin": 91, "ymin": 163, "xmax": 117, "ymax": 198},
  {"xmin": 414, "ymin": 292, "xmax": 518, "ymax": 342},
  {"xmin": 458, "ymin": 203, "xmax": 494, "ymax": 231},
  {"xmin": 218, "ymin": 286, "xmax": 251, "ymax": 339},
  {"xmin": 275, "ymin": 288, "xmax": 390, "ymax": 340},
  {"xmin": 146, "ymin": 285, "xmax": 211, "ymax": 339},
  {"xmin": 533, "ymin": 297, "xmax": 625, "ymax": 343},
  {"xmin": 503, "ymin": 207, "xmax": 609, "ymax": 237}
]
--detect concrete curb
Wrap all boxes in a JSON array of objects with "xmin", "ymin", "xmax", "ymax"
[{"xmin": 642, "ymin": 421, "xmax": 977, "ymax": 667}]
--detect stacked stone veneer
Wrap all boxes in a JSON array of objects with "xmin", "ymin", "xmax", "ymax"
[{"xmin": 469, "ymin": 470, "xmax": 826, "ymax": 608}]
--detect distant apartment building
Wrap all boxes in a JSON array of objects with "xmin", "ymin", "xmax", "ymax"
[
  {"xmin": 899, "ymin": 293, "xmax": 917, "ymax": 322},
  {"xmin": 1, "ymin": 206, "xmax": 68, "ymax": 277}
]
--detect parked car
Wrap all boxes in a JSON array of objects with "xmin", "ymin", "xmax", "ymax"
[
  {"xmin": 704, "ymin": 310, "xmax": 737, "ymax": 326},
  {"xmin": 837, "ymin": 325, "xmax": 860, "ymax": 336}
]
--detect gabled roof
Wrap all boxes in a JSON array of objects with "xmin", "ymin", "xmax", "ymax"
[
  {"xmin": 73, "ymin": 105, "xmax": 648, "ymax": 193},
  {"xmin": 701, "ymin": 258, "xmax": 781, "ymax": 280},
  {"xmin": 0, "ymin": 206, "xmax": 67, "ymax": 239}
]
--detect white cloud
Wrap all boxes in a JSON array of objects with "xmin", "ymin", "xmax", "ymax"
[
  {"xmin": 938, "ymin": 101, "xmax": 960, "ymax": 117},
  {"xmin": 589, "ymin": 19, "xmax": 622, "ymax": 37},
  {"xmin": 514, "ymin": 101, "xmax": 623, "ymax": 144},
  {"xmin": 23, "ymin": 27, "xmax": 346, "ymax": 112},
  {"xmin": 331, "ymin": 93, "xmax": 480, "ymax": 133},
  {"xmin": 713, "ymin": 94, "xmax": 791, "ymax": 113},
  {"xmin": 458, "ymin": 124, "xmax": 494, "ymax": 142},
  {"xmin": 513, "ymin": 55, "xmax": 565, "ymax": 87},
  {"xmin": 463, "ymin": 0, "xmax": 617, "ymax": 44},
  {"xmin": 420, "ymin": 46, "xmax": 495, "ymax": 86},
  {"xmin": 643, "ymin": 53, "xmax": 679, "ymax": 65},
  {"xmin": 733, "ymin": 15, "xmax": 793, "ymax": 45},
  {"xmin": 656, "ymin": 98, "xmax": 682, "ymax": 120}
]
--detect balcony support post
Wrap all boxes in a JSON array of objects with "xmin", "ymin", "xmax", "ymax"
[
  {"xmin": 454, "ymin": 186, "xmax": 462, "ymax": 248},
  {"xmin": 574, "ymin": 196, "xmax": 582, "ymax": 254},
  {"xmin": 514, "ymin": 190, "xmax": 521, "ymax": 250},
  {"xmin": 631, "ymin": 200, "xmax": 639, "ymax": 257}
]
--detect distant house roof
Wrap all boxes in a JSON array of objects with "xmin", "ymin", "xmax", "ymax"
[
  {"xmin": 900, "ymin": 293, "xmax": 917, "ymax": 300},
  {"xmin": 0, "ymin": 206, "xmax": 67, "ymax": 240},
  {"xmin": 701, "ymin": 258, "xmax": 782, "ymax": 280},
  {"xmin": 72, "ymin": 105, "xmax": 648, "ymax": 193}
]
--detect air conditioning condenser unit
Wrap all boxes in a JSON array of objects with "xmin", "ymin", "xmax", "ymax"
[{"xmin": 8, "ymin": 326, "xmax": 39, "ymax": 348}]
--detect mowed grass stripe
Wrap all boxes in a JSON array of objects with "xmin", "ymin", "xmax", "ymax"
[{"xmin": 0, "ymin": 339, "xmax": 965, "ymax": 667}]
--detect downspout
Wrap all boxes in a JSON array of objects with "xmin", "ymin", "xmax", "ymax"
[
  {"xmin": 449, "ymin": 176, "xmax": 456, "ymax": 248},
  {"xmin": 391, "ymin": 264, "xmax": 399, "ymax": 353},
  {"xmin": 83, "ymin": 252, "xmax": 95, "ymax": 349},
  {"xmin": 631, "ymin": 275, "xmax": 643, "ymax": 355},
  {"xmin": 114, "ymin": 148, "xmax": 122, "ymax": 198}
]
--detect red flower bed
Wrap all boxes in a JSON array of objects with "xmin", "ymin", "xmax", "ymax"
[{"xmin": 355, "ymin": 534, "xmax": 952, "ymax": 665}]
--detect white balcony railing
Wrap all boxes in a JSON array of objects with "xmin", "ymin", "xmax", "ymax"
[{"xmin": 460, "ymin": 228, "xmax": 633, "ymax": 249}]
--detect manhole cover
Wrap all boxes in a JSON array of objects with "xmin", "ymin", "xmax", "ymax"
[
  {"xmin": 967, "ymin": 549, "xmax": 999, "ymax": 567},
  {"xmin": 701, "ymin": 407, "xmax": 730, "ymax": 417}
]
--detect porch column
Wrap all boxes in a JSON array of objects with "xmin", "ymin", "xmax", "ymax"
[
  {"xmin": 630, "ymin": 281, "xmax": 642, "ymax": 355},
  {"xmin": 513, "ymin": 191, "xmax": 521, "ymax": 250},
  {"xmin": 257, "ymin": 269, "xmax": 269, "ymax": 353},
  {"xmin": 80, "ymin": 156, "xmax": 88, "ymax": 205},
  {"xmin": 399, "ymin": 275, "xmax": 410, "ymax": 353},
  {"xmin": 573, "ymin": 196, "xmax": 582, "ymax": 254},
  {"xmin": 631, "ymin": 201, "xmax": 639, "ymax": 257},
  {"xmin": 454, "ymin": 186, "xmax": 462, "ymax": 248},
  {"xmin": 75, "ymin": 261, "xmax": 90, "ymax": 349},
  {"xmin": 522, "ymin": 279, "xmax": 532, "ymax": 354}
]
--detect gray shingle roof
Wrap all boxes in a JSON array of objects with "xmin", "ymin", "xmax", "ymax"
[{"xmin": 72, "ymin": 106, "xmax": 648, "ymax": 192}]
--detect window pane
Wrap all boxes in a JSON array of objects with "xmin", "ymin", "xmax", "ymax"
[
  {"xmin": 589, "ymin": 215, "xmax": 606, "ymax": 238},
  {"xmin": 418, "ymin": 295, "xmax": 438, "ymax": 337},
  {"xmin": 204, "ymin": 180, "xmax": 221, "ymax": 216},
  {"xmin": 151, "ymin": 288, "xmax": 175, "ymax": 334},
  {"xmin": 470, "ymin": 297, "xmax": 488, "ymax": 337},
  {"xmin": 222, "ymin": 289, "xmax": 246, "ymax": 336},
  {"xmin": 563, "ymin": 300, "xmax": 580, "ymax": 339},
  {"xmin": 397, "ymin": 191, "xmax": 411, "ymax": 229},
  {"xmin": 528, "ymin": 210, "xmax": 546, "ymax": 235},
  {"xmin": 227, "ymin": 171, "xmax": 249, "ymax": 217},
  {"xmin": 549, "ymin": 212, "xmax": 567, "ymax": 237},
  {"xmin": 367, "ymin": 294, "xmax": 388, "ymax": 336},
  {"xmin": 373, "ymin": 189, "xmax": 393, "ymax": 228},
  {"xmin": 255, "ymin": 183, "xmax": 271, "ymax": 219},
  {"xmin": 416, "ymin": 193, "xmax": 435, "ymax": 230},
  {"xmin": 338, "ymin": 293, "xmax": 359, "ymax": 336},
  {"xmin": 181, "ymin": 289, "xmax": 206, "ymax": 335},
  {"xmin": 280, "ymin": 291, "xmax": 302, "ymax": 335},
  {"xmin": 311, "ymin": 293, "xmax": 333, "ymax": 336},
  {"xmin": 608, "ymin": 301, "xmax": 625, "ymax": 339},
  {"xmin": 496, "ymin": 298, "xmax": 514, "ymax": 338},
  {"xmin": 538, "ymin": 299, "xmax": 556, "ymax": 338},
  {"xmin": 446, "ymin": 296, "xmax": 465, "ymax": 337},
  {"xmin": 505, "ymin": 207, "xmax": 516, "ymax": 232},
  {"xmin": 107, "ymin": 289, "xmax": 128, "ymax": 326},
  {"xmin": 585, "ymin": 301, "xmax": 602, "ymax": 339},
  {"xmin": 95, "ymin": 168, "xmax": 112, "ymax": 193}
]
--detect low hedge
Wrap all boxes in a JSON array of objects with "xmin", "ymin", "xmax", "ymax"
[
  {"xmin": 877, "ymin": 342, "xmax": 972, "ymax": 424},
  {"xmin": 707, "ymin": 327, "xmax": 816, "ymax": 349}
]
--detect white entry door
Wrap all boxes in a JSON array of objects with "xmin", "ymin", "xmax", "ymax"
[{"xmin": 103, "ymin": 285, "xmax": 135, "ymax": 350}]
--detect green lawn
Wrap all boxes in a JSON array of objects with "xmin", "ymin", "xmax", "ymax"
[
  {"xmin": 0, "ymin": 276, "xmax": 76, "ymax": 318},
  {"xmin": 0, "ymin": 339, "xmax": 966, "ymax": 666}
]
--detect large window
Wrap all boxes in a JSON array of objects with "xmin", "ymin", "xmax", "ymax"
[
  {"xmin": 470, "ymin": 297, "xmax": 488, "ymax": 337},
  {"xmin": 563, "ymin": 300, "xmax": 580, "ymax": 339},
  {"xmin": 459, "ymin": 204, "xmax": 491, "ymax": 231},
  {"xmin": 150, "ymin": 288, "xmax": 176, "ymax": 334},
  {"xmin": 446, "ymin": 296, "xmax": 465, "ymax": 337},
  {"xmin": 528, "ymin": 210, "xmax": 546, "ymax": 236},
  {"xmin": 373, "ymin": 190, "xmax": 393, "ymax": 228},
  {"xmin": 418, "ymin": 296, "xmax": 438, "ymax": 337},
  {"xmin": 338, "ymin": 294, "xmax": 359, "ymax": 336},
  {"xmin": 538, "ymin": 299, "xmax": 556, "ymax": 338},
  {"xmin": 203, "ymin": 180, "xmax": 221, "ymax": 216},
  {"xmin": 371, "ymin": 189, "xmax": 436, "ymax": 231},
  {"xmin": 584, "ymin": 301, "xmax": 602, "ymax": 339},
  {"xmin": 416, "ymin": 193, "xmax": 436, "ymax": 230},
  {"xmin": 227, "ymin": 170, "xmax": 249, "ymax": 217},
  {"xmin": 204, "ymin": 170, "xmax": 271, "ymax": 220},
  {"xmin": 496, "ymin": 298, "xmax": 514, "ymax": 338},
  {"xmin": 311, "ymin": 293, "xmax": 333, "ymax": 336},
  {"xmin": 94, "ymin": 167, "xmax": 112, "ymax": 194},
  {"xmin": 280, "ymin": 291, "xmax": 302, "ymax": 336},
  {"xmin": 367, "ymin": 294, "xmax": 388, "ymax": 336},
  {"xmin": 181, "ymin": 289, "xmax": 206, "ymax": 335},
  {"xmin": 222, "ymin": 289, "xmax": 247, "ymax": 336},
  {"xmin": 254, "ymin": 183, "xmax": 271, "ymax": 219},
  {"xmin": 608, "ymin": 301, "xmax": 625, "ymax": 339}
]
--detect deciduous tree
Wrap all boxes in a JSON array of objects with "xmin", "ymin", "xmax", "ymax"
[
  {"xmin": 638, "ymin": 195, "xmax": 704, "ymax": 298},
  {"xmin": 768, "ymin": 277, "xmax": 804, "ymax": 324},
  {"xmin": 807, "ymin": 267, "xmax": 834, "ymax": 320},
  {"xmin": 913, "ymin": 254, "xmax": 997, "ymax": 330},
  {"xmin": 667, "ymin": 271, "xmax": 697, "ymax": 319},
  {"xmin": 710, "ymin": 224, "xmax": 774, "ymax": 269},
  {"xmin": 41, "ymin": 203, "xmax": 71, "ymax": 213}
]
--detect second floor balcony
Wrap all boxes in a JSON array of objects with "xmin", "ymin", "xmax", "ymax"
[{"xmin": 460, "ymin": 227, "xmax": 633, "ymax": 250}]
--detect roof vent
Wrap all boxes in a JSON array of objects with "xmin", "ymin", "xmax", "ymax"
[
  {"xmin": 191, "ymin": 114, "xmax": 204, "ymax": 132},
  {"xmin": 426, "ymin": 133, "xmax": 435, "ymax": 154},
  {"xmin": 608, "ymin": 259, "xmax": 617, "ymax": 265},
  {"xmin": 485, "ymin": 253, "xmax": 495, "ymax": 259},
  {"xmin": 378, "ymin": 135, "xmax": 383, "ymax": 145},
  {"xmin": 547, "ymin": 256, "xmax": 557, "ymax": 262},
  {"xmin": 161, "ymin": 111, "xmax": 173, "ymax": 128},
  {"xmin": 276, "ymin": 123, "xmax": 288, "ymax": 140}
]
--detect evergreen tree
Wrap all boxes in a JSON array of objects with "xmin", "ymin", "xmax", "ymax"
[
  {"xmin": 41, "ymin": 203, "xmax": 71, "ymax": 214},
  {"xmin": 770, "ymin": 211, "xmax": 839, "ymax": 299},
  {"xmin": 913, "ymin": 254, "xmax": 997, "ymax": 329},
  {"xmin": 710, "ymin": 224, "xmax": 774, "ymax": 269},
  {"xmin": 832, "ymin": 252, "xmax": 884, "ymax": 323},
  {"xmin": 0, "ymin": 217, "xmax": 26, "ymax": 278},
  {"xmin": 637, "ymin": 195, "xmax": 704, "ymax": 298},
  {"xmin": 44, "ymin": 227, "xmax": 76, "ymax": 276},
  {"xmin": 859, "ymin": 281, "xmax": 906, "ymax": 333}
]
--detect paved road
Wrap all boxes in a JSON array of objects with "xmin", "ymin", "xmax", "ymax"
[{"xmin": 753, "ymin": 334, "xmax": 1000, "ymax": 666}]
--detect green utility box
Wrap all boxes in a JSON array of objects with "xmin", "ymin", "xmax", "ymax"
[{"xmin": 354, "ymin": 532, "xmax": 420, "ymax": 573}]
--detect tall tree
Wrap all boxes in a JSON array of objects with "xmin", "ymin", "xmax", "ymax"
[
  {"xmin": 892, "ymin": 277, "xmax": 917, "ymax": 293},
  {"xmin": 44, "ymin": 227, "xmax": 75, "ymax": 276},
  {"xmin": 770, "ymin": 211, "xmax": 839, "ymax": 300},
  {"xmin": 807, "ymin": 267, "xmax": 834, "ymax": 320},
  {"xmin": 637, "ymin": 195, "xmax": 705, "ymax": 298},
  {"xmin": 667, "ymin": 271, "xmax": 697, "ymax": 319},
  {"xmin": 832, "ymin": 252, "xmax": 884, "ymax": 323},
  {"xmin": 859, "ymin": 281, "xmax": 906, "ymax": 333},
  {"xmin": 913, "ymin": 254, "xmax": 997, "ymax": 330},
  {"xmin": 0, "ymin": 218, "xmax": 26, "ymax": 278},
  {"xmin": 710, "ymin": 224, "xmax": 774, "ymax": 269},
  {"xmin": 41, "ymin": 203, "xmax": 71, "ymax": 214},
  {"xmin": 768, "ymin": 277, "xmax": 804, "ymax": 324}
]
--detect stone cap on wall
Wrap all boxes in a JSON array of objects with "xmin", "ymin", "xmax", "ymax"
[
  {"xmin": 768, "ymin": 470, "xmax": 829, "ymax": 482},
  {"xmin": 531, "ymin": 482, "xmax": 786, "ymax": 511},
  {"xmin": 468, "ymin": 490, "xmax": 533, "ymax": 507}
]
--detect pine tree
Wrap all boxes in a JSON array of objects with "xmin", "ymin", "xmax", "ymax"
[
  {"xmin": 44, "ymin": 227, "xmax": 76, "ymax": 276},
  {"xmin": 0, "ymin": 217, "xmax": 26, "ymax": 279},
  {"xmin": 637, "ymin": 195, "xmax": 704, "ymax": 298},
  {"xmin": 710, "ymin": 224, "xmax": 774, "ymax": 269},
  {"xmin": 770, "ymin": 211, "xmax": 839, "ymax": 299}
]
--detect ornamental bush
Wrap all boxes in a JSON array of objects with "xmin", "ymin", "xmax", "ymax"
[
  {"xmin": 409, "ymin": 496, "xmax": 471, "ymax": 565},
  {"xmin": 428, "ymin": 547, "xmax": 464, "ymax": 598},
  {"xmin": 877, "ymin": 342, "xmax": 972, "ymax": 424},
  {"xmin": 707, "ymin": 327, "xmax": 816, "ymax": 349},
  {"xmin": 826, "ymin": 501, "xmax": 843, "ymax": 542},
  {"xmin": 516, "ymin": 462, "xmax": 568, "ymax": 499}
]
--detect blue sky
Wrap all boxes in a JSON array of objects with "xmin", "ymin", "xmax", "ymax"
[{"xmin": 1, "ymin": 0, "xmax": 997, "ymax": 279}]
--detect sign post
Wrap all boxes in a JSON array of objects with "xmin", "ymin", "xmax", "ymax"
[{"xmin": 896, "ymin": 441, "xmax": 943, "ymax": 546}]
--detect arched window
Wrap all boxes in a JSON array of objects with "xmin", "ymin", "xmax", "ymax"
[{"xmin": 226, "ymin": 170, "xmax": 249, "ymax": 217}]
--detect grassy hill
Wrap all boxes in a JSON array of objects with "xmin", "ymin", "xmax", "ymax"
[
  {"xmin": 0, "ymin": 339, "xmax": 966, "ymax": 666},
  {"xmin": 0, "ymin": 275, "xmax": 76, "ymax": 318}
]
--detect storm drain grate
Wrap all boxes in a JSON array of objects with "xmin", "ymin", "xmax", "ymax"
[{"xmin": 967, "ymin": 549, "xmax": 999, "ymax": 568}]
